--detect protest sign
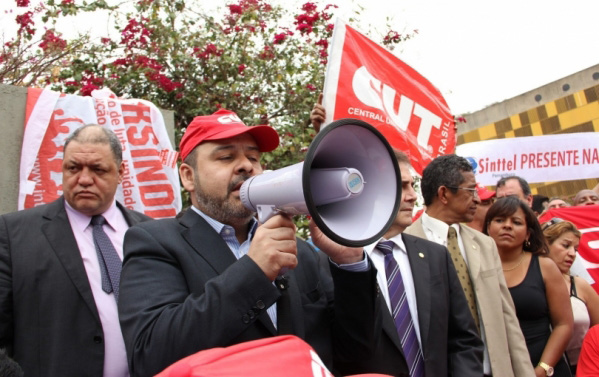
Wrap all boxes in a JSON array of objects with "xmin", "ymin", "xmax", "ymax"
[
  {"xmin": 20, "ymin": 88, "xmax": 181, "ymax": 218},
  {"xmin": 456, "ymin": 133, "xmax": 599, "ymax": 186},
  {"xmin": 322, "ymin": 19, "xmax": 455, "ymax": 175}
]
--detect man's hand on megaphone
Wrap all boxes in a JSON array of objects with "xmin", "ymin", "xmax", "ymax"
[
  {"xmin": 247, "ymin": 214, "xmax": 298, "ymax": 281},
  {"xmin": 308, "ymin": 219, "xmax": 365, "ymax": 265}
]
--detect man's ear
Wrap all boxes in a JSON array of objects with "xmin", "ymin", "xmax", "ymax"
[
  {"xmin": 179, "ymin": 163, "xmax": 195, "ymax": 193},
  {"xmin": 438, "ymin": 186, "xmax": 450, "ymax": 205},
  {"xmin": 117, "ymin": 161, "xmax": 125, "ymax": 184}
]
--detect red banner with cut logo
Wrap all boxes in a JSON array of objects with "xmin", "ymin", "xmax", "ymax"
[
  {"xmin": 539, "ymin": 205, "xmax": 599, "ymax": 293},
  {"xmin": 322, "ymin": 20, "xmax": 455, "ymax": 175}
]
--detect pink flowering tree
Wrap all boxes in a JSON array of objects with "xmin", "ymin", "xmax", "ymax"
[{"xmin": 1, "ymin": 0, "xmax": 408, "ymax": 234}]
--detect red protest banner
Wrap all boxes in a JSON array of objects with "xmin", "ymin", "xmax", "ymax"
[
  {"xmin": 539, "ymin": 205, "xmax": 599, "ymax": 293},
  {"xmin": 20, "ymin": 88, "xmax": 181, "ymax": 219},
  {"xmin": 322, "ymin": 20, "xmax": 455, "ymax": 175}
]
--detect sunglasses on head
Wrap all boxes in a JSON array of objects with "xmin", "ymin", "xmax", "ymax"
[{"xmin": 541, "ymin": 217, "xmax": 564, "ymax": 231}]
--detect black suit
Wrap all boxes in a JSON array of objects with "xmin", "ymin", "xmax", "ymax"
[
  {"xmin": 0, "ymin": 198, "xmax": 150, "ymax": 377},
  {"xmin": 118, "ymin": 209, "xmax": 379, "ymax": 377},
  {"xmin": 336, "ymin": 233, "xmax": 484, "ymax": 376}
]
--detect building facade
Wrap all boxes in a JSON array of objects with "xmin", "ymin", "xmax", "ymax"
[{"xmin": 457, "ymin": 64, "xmax": 599, "ymax": 201}]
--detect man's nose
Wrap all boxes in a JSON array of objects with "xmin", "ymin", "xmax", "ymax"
[
  {"xmin": 236, "ymin": 156, "xmax": 254, "ymax": 174},
  {"xmin": 78, "ymin": 169, "xmax": 94, "ymax": 185}
]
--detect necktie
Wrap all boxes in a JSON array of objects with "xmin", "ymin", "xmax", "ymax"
[
  {"xmin": 91, "ymin": 215, "xmax": 122, "ymax": 302},
  {"xmin": 376, "ymin": 241, "xmax": 424, "ymax": 377},
  {"xmin": 447, "ymin": 227, "xmax": 480, "ymax": 329}
]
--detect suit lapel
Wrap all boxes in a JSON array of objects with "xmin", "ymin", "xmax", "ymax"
[
  {"xmin": 381, "ymin": 300, "xmax": 403, "ymax": 351},
  {"xmin": 179, "ymin": 209, "xmax": 238, "ymax": 275},
  {"xmin": 42, "ymin": 199, "xmax": 101, "ymax": 323},
  {"xmin": 404, "ymin": 234, "xmax": 431, "ymax": 349},
  {"xmin": 459, "ymin": 225, "xmax": 481, "ymax": 281},
  {"xmin": 178, "ymin": 210, "xmax": 277, "ymax": 334}
]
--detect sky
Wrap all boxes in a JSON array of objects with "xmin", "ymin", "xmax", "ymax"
[
  {"xmin": 330, "ymin": 0, "xmax": 599, "ymax": 115},
  {"xmin": 2, "ymin": 0, "xmax": 599, "ymax": 115}
]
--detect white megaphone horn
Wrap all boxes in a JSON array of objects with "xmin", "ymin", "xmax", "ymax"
[{"xmin": 240, "ymin": 118, "xmax": 401, "ymax": 247}]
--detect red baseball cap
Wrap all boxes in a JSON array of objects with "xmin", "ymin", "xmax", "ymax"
[
  {"xmin": 476, "ymin": 183, "xmax": 496, "ymax": 201},
  {"xmin": 179, "ymin": 109, "xmax": 280, "ymax": 161}
]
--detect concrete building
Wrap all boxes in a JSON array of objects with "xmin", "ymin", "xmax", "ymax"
[{"xmin": 457, "ymin": 63, "xmax": 599, "ymax": 201}]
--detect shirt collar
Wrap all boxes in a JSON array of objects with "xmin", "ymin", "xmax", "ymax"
[
  {"xmin": 64, "ymin": 198, "xmax": 119, "ymax": 232},
  {"xmin": 421, "ymin": 212, "xmax": 461, "ymax": 238},
  {"xmin": 191, "ymin": 206, "xmax": 257, "ymax": 240},
  {"xmin": 365, "ymin": 232, "xmax": 407, "ymax": 257}
]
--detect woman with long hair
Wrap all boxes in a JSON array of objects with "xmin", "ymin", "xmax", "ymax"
[
  {"xmin": 484, "ymin": 196, "xmax": 573, "ymax": 377},
  {"xmin": 543, "ymin": 218, "xmax": 599, "ymax": 374}
]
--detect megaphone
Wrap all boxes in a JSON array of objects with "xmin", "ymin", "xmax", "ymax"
[{"xmin": 240, "ymin": 118, "xmax": 401, "ymax": 247}]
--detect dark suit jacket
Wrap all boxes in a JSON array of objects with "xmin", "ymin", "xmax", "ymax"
[
  {"xmin": 0, "ymin": 197, "xmax": 150, "ymax": 377},
  {"xmin": 336, "ymin": 233, "xmax": 484, "ymax": 377},
  {"xmin": 118, "ymin": 209, "xmax": 379, "ymax": 377}
]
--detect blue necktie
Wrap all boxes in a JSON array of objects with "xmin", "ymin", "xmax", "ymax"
[
  {"xmin": 91, "ymin": 215, "xmax": 122, "ymax": 302},
  {"xmin": 376, "ymin": 240, "xmax": 424, "ymax": 377}
]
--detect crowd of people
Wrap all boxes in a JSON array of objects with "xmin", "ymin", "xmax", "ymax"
[{"xmin": 0, "ymin": 101, "xmax": 598, "ymax": 377}]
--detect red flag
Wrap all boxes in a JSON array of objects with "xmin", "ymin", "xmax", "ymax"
[
  {"xmin": 539, "ymin": 205, "xmax": 599, "ymax": 293},
  {"xmin": 323, "ymin": 20, "xmax": 455, "ymax": 174},
  {"xmin": 155, "ymin": 335, "xmax": 391, "ymax": 377}
]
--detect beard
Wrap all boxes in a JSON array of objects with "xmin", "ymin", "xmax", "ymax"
[{"xmin": 193, "ymin": 174, "xmax": 255, "ymax": 225}]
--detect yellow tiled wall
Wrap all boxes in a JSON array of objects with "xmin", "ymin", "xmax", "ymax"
[{"xmin": 457, "ymin": 84, "xmax": 599, "ymax": 201}]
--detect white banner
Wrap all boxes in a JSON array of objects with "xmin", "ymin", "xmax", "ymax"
[
  {"xmin": 20, "ymin": 88, "xmax": 182, "ymax": 218},
  {"xmin": 456, "ymin": 133, "xmax": 599, "ymax": 186}
]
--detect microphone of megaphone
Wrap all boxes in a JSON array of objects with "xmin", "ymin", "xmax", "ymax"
[{"xmin": 240, "ymin": 118, "xmax": 401, "ymax": 248}]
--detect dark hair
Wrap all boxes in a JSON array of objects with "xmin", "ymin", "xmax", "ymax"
[
  {"xmin": 532, "ymin": 194, "xmax": 549, "ymax": 214},
  {"xmin": 0, "ymin": 349, "xmax": 24, "ymax": 377},
  {"xmin": 63, "ymin": 124, "xmax": 123, "ymax": 166},
  {"xmin": 421, "ymin": 154, "xmax": 473, "ymax": 206},
  {"xmin": 183, "ymin": 146, "xmax": 198, "ymax": 169},
  {"xmin": 483, "ymin": 196, "xmax": 548, "ymax": 255},
  {"xmin": 496, "ymin": 176, "xmax": 531, "ymax": 197}
]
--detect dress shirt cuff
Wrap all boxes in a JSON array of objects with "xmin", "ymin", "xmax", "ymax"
[{"xmin": 329, "ymin": 252, "xmax": 369, "ymax": 271}]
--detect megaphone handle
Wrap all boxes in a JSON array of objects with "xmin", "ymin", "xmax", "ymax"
[
  {"xmin": 256, "ymin": 204, "xmax": 279, "ymax": 224},
  {"xmin": 255, "ymin": 205, "xmax": 290, "ymax": 277}
]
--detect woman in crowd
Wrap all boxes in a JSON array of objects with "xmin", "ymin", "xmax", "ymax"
[
  {"xmin": 484, "ymin": 197, "xmax": 573, "ymax": 377},
  {"xmin": 543, "ymin": 218, "xmax": 599, "ymax": 374}
]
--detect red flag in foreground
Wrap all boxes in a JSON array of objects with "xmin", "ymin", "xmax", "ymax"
[
  {"xmin": 156, "ymin": 335, "xmax": 391, "ymax": 377},
  {"xmin": 539, "ymin": 205, "xmax": 599, "ymax": 293},
  {"xmin": 322, "ymin": 20, "xmax": 455, "ymax": 175}
]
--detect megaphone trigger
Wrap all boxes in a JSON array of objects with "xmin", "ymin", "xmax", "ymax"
[{"xmin": 255, "ymin": 205, "xmax": 279, "ymax": 224}]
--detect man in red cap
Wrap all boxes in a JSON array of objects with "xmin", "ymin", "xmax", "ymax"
[
  {"xmin": 465, "ymin": 183, "xmax": 496, "ymax": 232},
  {"xmin": 118, "ymin": 109, "xmax": 379, "ymax": 377}
]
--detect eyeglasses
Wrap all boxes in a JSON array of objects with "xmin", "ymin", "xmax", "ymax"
[
  {"xmin": 541, "ymin": 217, "xmax": 564, "ymax": 231},
  {"xmin": 446, "ymin": 186, "xmax": 479, "ymax": 197}
]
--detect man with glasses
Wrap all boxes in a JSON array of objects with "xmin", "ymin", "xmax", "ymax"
[
  {"xmin": 466, "ymin": 184, "xmax": 496, "ymax": 232},
  {"xmin": 405, "ymin": 154, "xmax": 534, "ymax": 377}
]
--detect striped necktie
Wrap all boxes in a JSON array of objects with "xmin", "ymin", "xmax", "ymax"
[{"xmin": 376, "ymin": 240, "xmax": 424, "ymax": 377}]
